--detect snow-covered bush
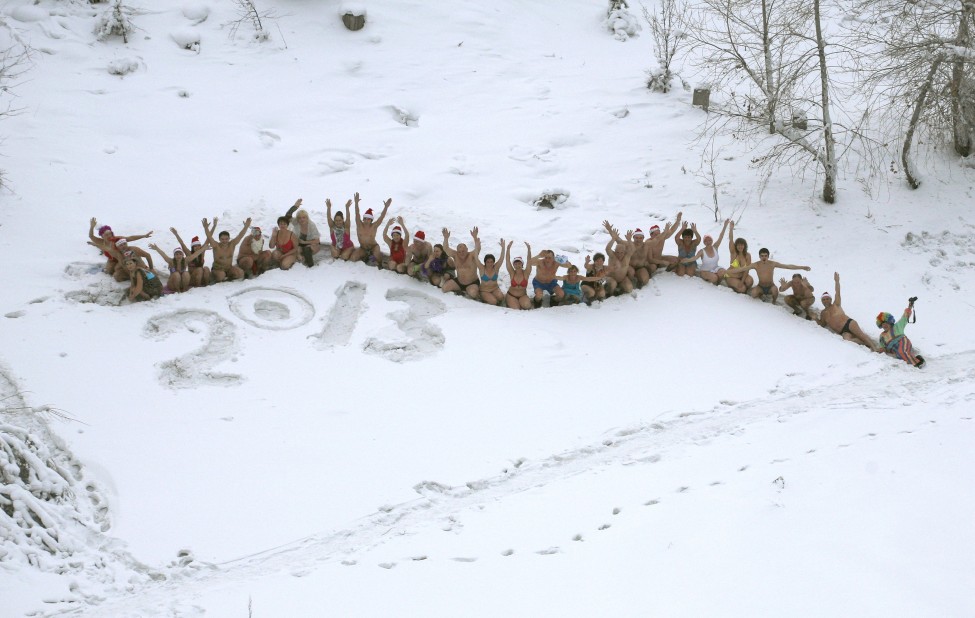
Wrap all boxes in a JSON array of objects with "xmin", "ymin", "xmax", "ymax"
[
  {"xmin": 94, "ymin": 0, "xmax": 134, "ymax": 44},
  {"xmin": 107, "ymin": 56, "xmax": 140, "ymax": 76},
  {"xmin": 606, "ymin": 0, "xmax": 641, "ymax": 42}
]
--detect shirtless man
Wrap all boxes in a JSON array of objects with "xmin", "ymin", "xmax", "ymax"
[
  {"xmin": 237, "ymin": 225, "xmax": 271, "ymax": 278},
  {"xmin": 727, "ymin": 248, "xmax": 810, "ymax": 303},
  {"xmin": 628, "ymin": 228, "xmax": 650, "ymax": 287},
  {"xmin": 818, "ymin": 272, "xmax": 876, "ymax": 350},
  {"xmin": 88, "ymin": 218, "xmax": 154, "ymax": 281},
  {"xmin": 601, "ymin": 221, "xmax": 636, "ymax": 295},
  {"xmin": 203, "ymin": 217, "xmax": 252, "ymax": 283},
  {"xmin": 529, "ymin": 248, "xmax": 570, "ymax": 307},
  {"xmin": 350, "ymin": 192, "xmax": 392, "ymax": 266},
  {"xmin": 173, "ymin": 227, "xmax": 211, "ymax": 287},
  {"xmin": 441, "ymin": 227, "xmax": 481, "ymax": 299},
  {"xmin": 406, "ymin": 230, "xmax": 432, "ymax": 279},
  {"xmin": 779, "ymin": 273, "xmax": 816, "ymax": 319},
  {"xmin": 108, "ymin": 238, "xmax": 155, "ymax": 282},
  {"xmin": 644, "ymin": 211, "xmax": 682, "ymax": 277}
]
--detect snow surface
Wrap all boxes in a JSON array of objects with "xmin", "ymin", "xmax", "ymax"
[{"xmin": 1, "ymin": 0, "xmax": 974, "ymax": 616}]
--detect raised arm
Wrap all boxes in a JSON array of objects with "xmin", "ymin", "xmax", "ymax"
[
  {"xmin": 344, "ymin": 199, "xmax": 352, "ymax": 228},
  {"xmin": 662, "ymin": 211, "xmax": 683, "ymax": 240},
  {"xmin": 471, "ymin": 227, "xmax": 482, "ymax": 260},
  {"xmin": 325, "ymin": 199, "xmax": 334, "ymax": 227},
  {"xmin": 374, "ymin": 198, "xmax": 392, "ymax": 226},
  {"xmin": 504, "ymin": 240, "xmax": 515, "ymax": 277},
  {"xmin": 171, "ymin": 227, "xmax": 191, "ymax": 255},
  {"xmin": 284, "ymin": 198, "xmax": 302, "ymax": 224},
  {"xmin": 353, "ymin": 192, "xmax": 363, "ymax": 225},
  {"xmin": 833, "ymin": 272, "xmax": 842, "ymax": 306},
  {"xmin": 728, "ymin": 220, "xmax": 737, "ymax": 254},
  {"xmin": 399, "ymin": 217, "xmax": 411, "ymax": 245},
  {"xmin": 778, "ymin": 277, "xmax": 792, "ymax": 292},
  {"xmin": 382, "ymin": 219, "xmax": 395, "ymax": 245},
  {"xmin": 524, "ymin": 242, "xmax": 534, "ymax": 279},
  {"xmin": 186, "ymin": 242, "xmax": 210, "ymax": 263},
  {"xmin": 691, "ymin": 223, "xmax": 701, "ymax": 244},
  {"xmin": 202, "ymin": 218, "xmax": 217, "ymax": 245},
  {"xmin": 771, "ymin": 261, "xmax": 811, "ymax": 272},
  {"xmin": 88, "ymin": 218, "xmax": 101, "ymax": 245},
  {"xmin": 231, "ymin": 218, "xmax": 253, "ymax": 247},
  {"xmin": 713, "ymin": 219, "xmax": 730, "ymax": 247},
  {"xmin": 441, "ymin": 228, "xmax": 457, "ymax": 258},
  {"xmin": 147, "ymin": 243, "xmax": 175, "ymax": 267}
]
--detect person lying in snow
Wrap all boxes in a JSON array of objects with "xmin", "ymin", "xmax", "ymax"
[
  {"xmin": 877, "ymin": 304, "xmax": 925, "ymax": 368},
  {"xmin": 818, "ymin": 272, "xmax": 876, "ymax": 350}
]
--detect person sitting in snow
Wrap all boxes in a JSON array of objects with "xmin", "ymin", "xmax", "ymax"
[
  {"xmin": 123, "ymin": 258, "xmax": 163, "ymax": 302},
  {"xmin": 237, "ymin": 225, "xmax": 271, "ymax": 278},
  {"xmin": 817, "ymin": 272, "xmax": 876, "ymax": 350},
  {"xmin": 505, "ymin": 241, "xmax": 533, "ymax": 310},
  {"xmin": 677, "ymin": 219, "xmax": 730, "ymax": 285},
  {"xmin": 406, "ymin": 229, "xmax": 432, "ymax": 279},
  {"xmin": 474, "ymin": 237, "xmax": 506, "ymax": 306},
  {"xmin": 281, "ymin": 199, "xmax": 322, "ymax": 268},
  {"xmin": 644, "ymin": 211, "xmax": 682, "ymax": 278},
  {"xmin": 556, "ymin": 263, "xmax": 604, "ymax": 305},
  {"xmin": 325, "ymin": 198, "xmax": 355, "ymax": 261},
  {"xmin": 779, "ymin": 273, "xmax": 816, "ymax": 319},
  {"xmin": 583, "ymin": 252, "xmax": 609, "ymax": 301},
  {"xmin": 725, "ymin": 248, "xmax": 811, "ymax": 303},
  {"xmin": 171, "ymin": 227, "xmax": 211, "ymax": 288},
  {"xmin": 422, "ymin": 243, "xmax": 453, "ymax": 287},
  {"xmin": 530, "ymin": 247, "xmax": 572, "ymax": 307},
  {"xmin": 350, "ymin": 192, "xmax": 392, "ymax": 267},
  {"xmin": 441, "ymin": 227, "xmax": 481, "ymax": 299},
  {"xmin": 673, "ymin": 222, "xmax": 702, "ymax": 277},
  {"xmin": 724, "ymin": 221, "xmax": 754, "ymax": 294},
  {"xmin": 877, "ymin": 304, "xmax": 924, "ymax": 368},
  {"xmin": 148, "ymin": 242, "xmax": 208, "ymax": 293},
  {"xmin": 203, "ymin": 216, "xmax": 251, "ymax": 283},
  {"xmin": 600, "ymin": 221, "xmax": 635, "ymax": 297},
  {"xmin": 270, "ymin": 216, "xmax": 300, "ymax": 271},
  {"xmin": 383, "ymin": 217, "xmax": 411, "ymax": 273},
  {"xmin": 88, "ymin": 218, "xmax": 154, "ymax": 282}
]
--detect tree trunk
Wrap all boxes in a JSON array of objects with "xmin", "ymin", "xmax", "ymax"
[
  {"xmin": 762, "ymin": 0, "xmax": 776, "ymax": 134},
  {"xmin": 950, "ymin": 0, "xmax": 974, "ymax": 157},
  {"xmin": 813, "ymin": 0, "xmax": 836, "ymax": 203},
  {"xmin": 903, "ymin": 58, "xmax": 943, "ymax": 189}
]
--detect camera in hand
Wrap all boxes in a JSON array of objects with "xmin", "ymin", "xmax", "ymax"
[{"xmin": 909, "ymin": 296, "xmax": 918, "ymax": 303}]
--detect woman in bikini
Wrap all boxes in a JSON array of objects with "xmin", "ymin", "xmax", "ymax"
[
  {"xmin": 148, "ymin": 242, "xmax": 207, "ymax": 293},
  {"xmin": 123, "ymin": 258, "xmax": 163, "ymax": 302},
  {"xmin": 725, "ymin": 220, "xmax": 753, "ymax": 293},
  {"xmin": 504, "ymin": 240, "xmax": 533, "ymax": 310},
  {"xmin": 172, "ymin": 226, "xmax": 212, "ymax": 287},
  {"xmin": 474, "ymin": 238, "xmax": 506, "ymax": 306},
  {"xmin": 326, "ymin": 198, "xmax": 355, "ymax": 261},
  {"xmin": 383, "ymin": 217, "xmax": 411, "ymax": 273},
  {"xmin": 270, "ymin": 216, "xmax": 299, "ymax": 270},
  {"xmin": 678, "ymin": 219, "xmax": 729, "ymax": 284}
]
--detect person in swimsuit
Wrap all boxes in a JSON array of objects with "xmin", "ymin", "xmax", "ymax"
[
  {"xmin": 270, "ymin": 216, "xmax": 300, "ymax": 270},
  {"xmin": 677, "ymin": 220, "xmax": 729, "ymax": 284},
  {"xmin": 88, "ymin": 218, "xmax": 154, "ymax": 281},
  {"xmin": 529, "ymin": 248, "xmax": 570, "ymax": 307},
  {"xmin": 203, "ymin": 216, "xmax": 251, "ymax": 283},
  {"xmin": 422, "ymin": 243, "xmax": 453, "ymax": 287},
  {"xmin": 779, "ymin": 273, "xmax": 816, "ymax": 319},
  {"xmin": 583, "ymin": 253, "xmax": 609, "ymax": 301},
  {"xmin": 556, "ymin": 264, "xmax": 604, "ymax": 305},
  {"xmin": 237, "ymin": 226, "xmax": 272, "ymax": 278},
  {"xmin": 724, "ymin": 220, "xmax": 753, "ymax": 293},
  {"xmin": 818, "ymin": 272, "xmax": 876, "ymax": 350},
  {"xmin": 601, "ymin": 221, "xmax": 636, "ymax": 296},
  {"xmin": 123, "ymin": 258, "xmax": 163, "ymax": 302},
  {"xmin": 877, "ymin": 305, "xmax": 924, "ymax": 368},
  {"xmin": 645, "ymin": 211, "xmax": 683, "ymax": 277},
  {"xmin": 441, "ymin": 227, "xmax": 481, "ymax": 299},
  {"xmin": 326, "ymin": 198, "xmax": 355, "ymax": 261},
  {"xmin": 382, "ymin": 217, "xmax": 411, "ymax": 273},
  {"xmin": 474, "ymin": 238, "xmax": 506, "ymax": 306},
  {"xmin": 148, "ymin": 242, "xmax": 207, "ymax": 293},
  {"xmin": 673, "ymin": 223, "xmax": 702, "ymax": 277},
  {"xmin": 406, "ymin": 230, "xmax": 432, "ymax": 279},
  {"xmin": 726, "ymin": 248, "xmax": 810, "ymax": 303},
  {"xmin": 351, "ymin": 192, "xmax": 392, "ymax": 266},
  {"xmin": 504, "ymin": 240, "xmax": 533, "ymax": 310},
  {"xmin": 172, "ymin": 226, "xmax": 211, "ymax": 287},
  {"xmin": 281, "ymin": 199, "xmax": 322, "ymax": 268}
]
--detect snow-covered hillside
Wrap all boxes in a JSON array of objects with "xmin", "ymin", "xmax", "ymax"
[{"xmin": 1, "ymin": 0, "xmax": 973, "ymax": 616}]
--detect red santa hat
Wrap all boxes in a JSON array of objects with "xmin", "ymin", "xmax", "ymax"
[
  {"xmin": 363, "ymin": 209, "xmax": 374, "ymax": 221},
  {"xmin": 633, "ymin": 228, "xmax": 645, "ymax": 238},
  {"xmin": 649, "ymin": 224, "xmax": 661, "ymax": 234},
  {"xmin": 414, "ymin": 230, "xmax": 425, "ymax": 240},
  {"xmin": 191, "ymin": 236, "xmax": 202, "ymax": 247}
]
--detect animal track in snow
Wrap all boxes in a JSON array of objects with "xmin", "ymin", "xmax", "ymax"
[{"xmin": 227, "ymin": 287, "xmax": 315, "ymax": 331}]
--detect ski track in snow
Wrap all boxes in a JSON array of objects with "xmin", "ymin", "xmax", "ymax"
[{"xmin": 44, "ymin": 349, "xmax": 975, "ymax": 616}]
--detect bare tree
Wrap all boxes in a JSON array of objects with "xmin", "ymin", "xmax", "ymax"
[
  {"xmin": 228, "ymin": 0, "xmax": 275, "ymax": 42},
  {"xmin": 683, "ymin": 0, "xmax": 844, "ymax": 203},
  {"xmin": 642, "ymin": 0, "xmax": 690, "ymax": 92},
  {"xmin": 850, "ymin": 0, "xmax": 975, "ymax": 188}
]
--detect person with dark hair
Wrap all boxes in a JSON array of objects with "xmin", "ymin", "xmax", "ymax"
[
  {"xmin": 326, "ymin": 198, "xmax": 355, "ymax": 261},
  {"xmin": 877, "ymin": 305, "xmax": 924, "ymax": 367},
  {"xmin": 422, "ymin": 243, "xmax": 452, "ymax": 287},
  {"xmin": 556, "ymin": 264, "xmax": 604, "ymax": 305},
  {"xmin": 726, "ymin": 248, "xmax": 810, "ymax": 303},
  {"xmin": 475, "ymin": 238, "xmax": 506, "ymax": 306},
  {"xmin": 780, "ymin": 273, "xmax": 816, "ymax": 319},
  {"xmin": 172, "ymin": 226, "xmax": 211, "ymax": 287},
  {"xmin": 504, "ymin": 241, "xmax": 533, "ymax": 310},
  {"xmin": 88, "ymin": 217, "xmax": 153, "ymax": 281},
  {"xmin": 645, "ymin": 211, "xmax": 682, "ymax": 278},
  {"xmin": 270, "ymin": 216, "xmax": 300, "ymax": 270},
  {"xmin": 601, "ymin": 222, "xmax": 635, "ymax": 296},
  {"xmin": 441, "ymin": 227, "xmax": 481, "ymax": 299},
  {"xmin": 530, "ymin": 248, "xmax": 570, "ymax": 307},
  {"xmin": 818, "ymin": 272, "xmax": 876, "ymax": 350},
  {"xmin": 124, "ymin": 258, "xmax": 163, "ymax": 302},
  {"xmin": 584, "ymin": 252, "xmax": 609, "ymax": 301},
  {"xmin": 382, "ymin": 217, "xmax": 411, "ymax": 273},
  {"xmin": 677, "ymin": 219, "xmax": 729, "ymax": 284},
  {"xmin": 673, "ymin": 222, "xmax": 702, "ymax": 277},
  {"xmin": 148, "ymin": 242, "xmax": 208, "ymax": 293},
  {"xmin": 724, "ymin": 220, "xmax": 752, "ymax": 293},
  {"xmin": 203, "ymin": 216, "xmax": 251, "ymax": 282}
]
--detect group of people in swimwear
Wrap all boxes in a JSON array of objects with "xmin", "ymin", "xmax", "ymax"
[{"xmin": 87, "ymin": 194, "xmax": 923, "ymax": 368}]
